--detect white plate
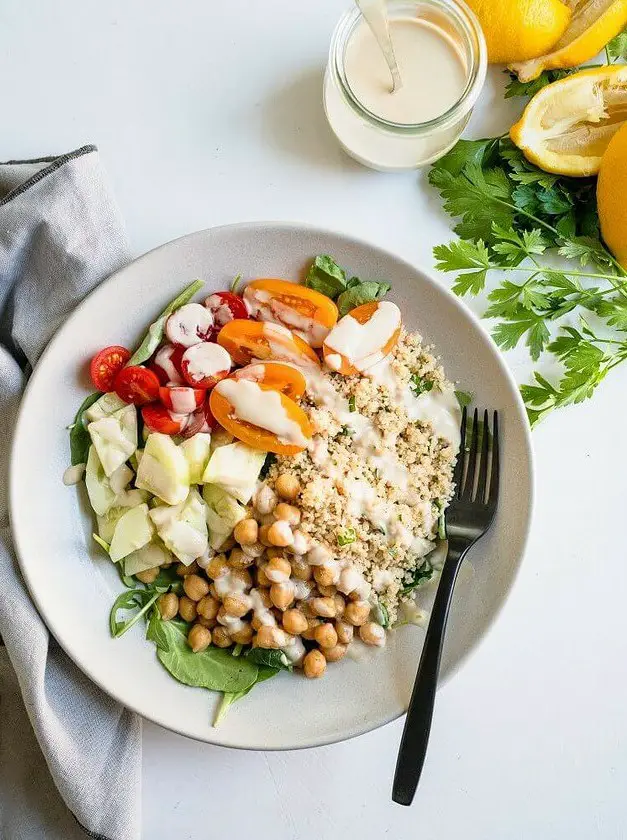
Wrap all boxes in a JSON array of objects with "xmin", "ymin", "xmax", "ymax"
[{"xmin": 10, "ymin": 222, "xmax": 534, "ymax": 750}]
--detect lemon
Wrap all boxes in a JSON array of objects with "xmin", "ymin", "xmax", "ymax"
[
  {"xmin": 465, "ymin": 0, "xmax": 571, "ymax": 64},
  {"xmin": 510, "ymin": 64, "xmax": 627, "ymax": 176},
  {"xmin": 597, "ymin": 122, "xmax": 627, "ymax": 267},
  {"xmin": 511, "ymin": 0, "xmax": 627, "ymax": 81}
]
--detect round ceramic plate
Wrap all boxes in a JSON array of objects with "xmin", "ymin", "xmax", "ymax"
[{"xmin": 10, "ymin": 223, "xmax": 534, "ymax": 750}]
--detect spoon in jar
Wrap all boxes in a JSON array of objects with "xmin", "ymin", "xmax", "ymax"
[{"xmin": 355, "ymin": 0, "xmax": 402, "ymax": 93}]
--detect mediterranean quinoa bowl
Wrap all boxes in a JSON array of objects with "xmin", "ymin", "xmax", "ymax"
[{"xmin": 65, "ymin": 255, "xmax": 462, "ymax": 723}]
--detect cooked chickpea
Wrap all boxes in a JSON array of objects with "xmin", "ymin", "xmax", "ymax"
[
  {"xmin": 267, "ymin": 520, "xmax": 294, "ymax": 548},
  {"xmin": 301, "ymin": 618, "xmax": 322, "ymax": 640},
  {"xmin": 195, "ymin": 548, "xmax": 215, "ymax": 571},
  {"xmin": 254, "ymin": 483, "xmax": 277, "ymax": 515},
  {"xmin": 335, "ymin": 620, "xmax": 354, "ymax": 645},
  {"xmin": 307, "ymin": 543, "xmax": 333, "ymax": 566},
  {"xmin": 230, "ymin": 622, "xmax": 254, "ymax": 645},
  {"xmin": 206, "ymin": 554, "xmax": 229, "ymax": 580},
  {"xmin": 282, "ymin": 608, "xmax": 308, "ymax": 635},
  {"xmin": 324, "ymin": 643, "xmax": 347, "ymax": 662},
  {"xmin": 157, "ymin": 593, "xmax": 179, "ymax": 621},
  {"xmin": 333, "ymin": 593, "xmax": 346, "ymax": 618},
  {"xmin": 256, "ymin": 565, "xmax": 271, "ymax": 587},
  {"xmin": 313, "ymin": 622, "xmax": 338, "ymax": 649},
  {"xmin": 211, "ymin": 626, "xmax": 232, "ymax": 648},
  {"xmin": 241, "ymin": 541, "xmax": 265, "ymax": 558},
  {"xmin": 291, "ymin": 556, "xmax": 312, "ymax": 581},
  {"xmin": 223, "ymin": 593, "xmax": 252, "ymax": 618},
  {"xmin": 310, "ymin": 596, "xmax": 336, "ymax": 618},
  {"xmin": 208, "ymin": 583, "xmax": 219, "ymax": 600},
  {"xmin": 176, "ymin": 560, "xmax": 199, "ymax": 577},
  {"xmin": 178, "ymin": 595, "xmax": 197, "ymax": 622},
  {"xmin": 256, "ymin": 625, "xmax": 288, "ymax": 649},
  {"xmin": 233, "ymin": 518, "xmax": 258, "ymax": 546},
  {"xmin": 317, "ymin": 584, "xmax": 337, "ymax": 597},
  {"xmin": 359, "ymin": 621, "xmax": 386, "ymax": 647},
  {"xmin": 188, "ymin": 623, "xmax": 212, "ymax": 652},
  {"xmin": 292, "ymin": 579, "xmax": 313, "ymax": 601},
  {"xmin": 230, "ymin": 567, "xmax": 253, "ymax": 590},
  {"xmin": 197, "ymin": 595, "xmax": 219, "ymax": 620},
  {"xmin": 270, "ymin": 581, "xmax": 295, "ymax": 611},
  {"xmin": 265, "ymin": 556, "xmax": 292, "ymax": 583},
  {"xmin": 196, "ymin": 615, "xmax": 217, "ymax": 629},
  {"xmin": 275, "ymin": 473, "xmax": 300, "ymax": 501},
  {"xmin": 265, "ymin": 546, "xmax": 284, "ymax": 560},
  {"xmin": 259, "ymin": 524, "xmax": 273, "ymax": 547},
  {"xmin": 219, "ymin": 535, "xmax": 236, "ymax": 552},
  {"xmin": 289, "ymin": 529, "xmax": 310, "ymax": 556},
  {"xmin": 136, "ymin": 567, "xmax": 159, "ymax": 584},
  {"xmin": 275, "ymin": 503, "xmax": 301, "ymax": 527},
  {"xmin": 228, "ymin": 547, "xmax": 254, "ymax": 568},
  {"xmin": 303, "ymin": 649, "xmax": 326, "ymax": 679},
  {"xmin": 314, "ymin": 563, "xmax": 340, "ymax": 587},
  {"xmin": 183, "ymin": 574, "xmax": 210, "ymax": 602},
  {"xmin": 344, "ymin": 600, "xmax": 371, "ymax": 626}
]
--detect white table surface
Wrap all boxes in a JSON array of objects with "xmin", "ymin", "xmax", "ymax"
[{"xmin": 2, "ymin": 2, "xmax": 627, "ymax": 838}]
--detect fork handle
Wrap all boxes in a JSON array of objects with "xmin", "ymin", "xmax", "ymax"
[{"xmin": 392, "ymin": 540, "xmax": 469, "ymax": 806}]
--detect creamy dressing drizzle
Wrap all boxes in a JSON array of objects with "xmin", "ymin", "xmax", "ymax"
[
  {"xmin": 324, "ymin": 301, "xmax": 400, "ymax": 372},
  {"xmin": 244, "ymin": 288, "xmax": 329, "ymax": 348},
  {"xmin": 183, "ymin": 343, "xmax": 231, "ymax": 382},
  {"xmin": 215, "ymin": 378, "xmax": 307, "ymax": 446},
  {"xmin": 63, "ymin": 463, "xmax": 86, "ymax": 486}
]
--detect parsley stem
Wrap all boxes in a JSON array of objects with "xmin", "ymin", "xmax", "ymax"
[{"xmin": 114, "ymin": 591, "xmax": 160, "ymax": 638}]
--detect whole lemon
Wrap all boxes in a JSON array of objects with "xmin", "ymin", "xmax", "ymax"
[
  {"xmin": 598, "ymin": 122, "xmax": 627, "ymax": 269},
  {"xmin": 466, "ymin": 0, "xmax": 571, "ymax": 64}
]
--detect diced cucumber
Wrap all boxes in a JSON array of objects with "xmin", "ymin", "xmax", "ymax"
[
  {"xmin": 84, "ymin": 392, "xmax": 127, "ymax": 423},
  {"xmin": 202, "ymin": 484, "xmax": 247, "ymax": 549},
  {"xmin": 96, "ymin": 489, "xmax": 150, "ymax": 543},
  {"xmin": 123, "ymin": 539, "xmax": 173, "ymax": 576},
  {"xmin": 136, "ymin": 432, "xmax": 190, "ymax": 505},
  {"xmin": 149, "ymin": 489, "xmax": 208, "ymax": 565},
  {"xmin": 85, "ymin": 445, "xmax": 116, "ymax": 516},
  {"xmin": 130, "ymin": 448, "xmax": 144, "ymax": 471},
  {"xmin": 88, "ymin": 404, "xmax": 137, "ymax": 477},
  {"xmin": 180, "ymin": 433, "xmax": 212, "ymax": 484},
  {"xmin": 109, "ymin": 503, "xmax": 154, "ymax": 562},
  {"xmin": 202, "ymin": 442, "xmax": 265, "ymax": 504}
]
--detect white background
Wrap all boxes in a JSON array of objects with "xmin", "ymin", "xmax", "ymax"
[{"xmin": 2, "ymin": 1, "xmax": 627, "ymax": 838}]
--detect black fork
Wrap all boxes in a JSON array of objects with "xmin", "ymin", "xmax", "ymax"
[{"xmin": 392, "ymin": 408, "xmax": 500, "ymax": 806}]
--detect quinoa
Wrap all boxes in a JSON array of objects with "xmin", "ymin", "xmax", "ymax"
[{"xmin": 267, "ymin": 328, "xmax": 457, "ymax": 623}]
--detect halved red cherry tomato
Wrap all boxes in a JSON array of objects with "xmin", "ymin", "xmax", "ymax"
[
  {"xmin": 141, "ymin": 403, "xmax": 186, "ymax": 435},
  {"xmin": 151, "ymin": 344, "xmax": 184, "ymax": 385},
  {"xmin": 114, "ymin": 365, "xmax": 160, "ymax": 405},
  {"xmin": 181, "ymin": 343, "xmax": 232, "ymax": 389},
  {"xmin": 90, "ymin": 346, "xmax": 131, "ymax": 391},
  {"xmin": 204, "ymin": 398, "xmax": 219, "ymax": 430},
  {"xmin": 233, "ymin": 362, "xmax": 306, "ymax": 400},
  {"xmin": 209, "ymin": 380, "xmax": 312, "ymax": 455},
  {"xmin": 165, "ymin": 303, "xmax": 214, "ymax": 347},
  {"xmin": 217, "ymin": 320, "xmax": 320, "ymax": 370},
  {"xmin": 205, "ymin": 291, "xmax": 249, "ymax": 327},
  {"xmin": 243, "ymin": 279, "xmax": 338, "ymax": 348},
  {"xmin": 159, "ymin": 385, "xmax": 205, "ymax": 413},
  {"xmin": 323, "ymin": 301, "xmax": 401, "ymax": 376},
  {"xmin": 179, "ymin": 405, "xmax": 211, "ymax": 438}
]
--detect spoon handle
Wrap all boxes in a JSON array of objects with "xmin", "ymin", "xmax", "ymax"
[{"xmin": 356, "ymin": 0, "xmax": 402, "ymax": 92}]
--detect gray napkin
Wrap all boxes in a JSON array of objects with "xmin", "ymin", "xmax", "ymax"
[{"xmin": 0, "ymin": 147, "xmax": 142, "ymax": 840}]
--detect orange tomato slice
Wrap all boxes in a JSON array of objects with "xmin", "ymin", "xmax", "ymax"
[
  {"xmin": 232, "ymin": 361, "xmax": 306, "ymax": 400},
  {"xmin": 209, "ymin": 380, "xmax": 312, "ymax": 455},
  {"xmin": 243, "ymin": 279, "xmax": 338, "ymax": 348},
  {"xmin": 217, "ymin": 320, "xmax": 320, "ymax": 370},
  {"xmin": 322, "ymin": 301, "xmax": 401, "ymax": 376}
]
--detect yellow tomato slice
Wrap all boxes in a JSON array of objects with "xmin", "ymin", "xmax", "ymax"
[
  {"xmin": 243, "ymin": 279, "xmax": 338, "ymax": 348},
  {"xmin": 217, "ymin": 320, "xmax": 321, "ymax": 369},
  {"xmin": 209, "ymin": 382, "xmax": 312, "ymax": 455},
  {"xmin": 322, "ymin": 301, "xmax": 401, "ymax": 376},
  {"xmin": 232, "ymin": 361, "xmax": 306, "ymax": 400}
]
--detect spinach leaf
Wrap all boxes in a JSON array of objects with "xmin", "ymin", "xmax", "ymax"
[
  {"xmin": 244, "ymin": 647, "xmax": 291, "ymax": 670},
  {"xmin": 156, "ymin": 620, "xmax": 258, "ymax": 693},
  {"xmin": 401, "ymin": 559, "xmax": 435, "ymax": 595},
  {"xmin": 305, "ymin": 255, "xmax": 347, "ymax": 299},
  {"xmin": 214, "ymin": 665, "xmax": 279, "ymax": 726},
  {"xmin": 336, "ymin": 281, "xmax": 391, "ymax": 317},
  {"xmin": 259, "ymin": 453, "xmax": 276, "ymax": 479},
  {"xmin": 152, "ymin": 565, "xmax": 183, "ymax": 593},
  {"xmin": 109, "ymin": 588, "xmax": 161, "ymax": 638},
  {"xmin": 69, "ymin": 392, "xmax": 101, "ymax": 465},
  {"xmin": 146, "ymin": 608, "xmax": 171, "ymax": 653},
  {"xmin": 128, "ymin": 279, "xmax": 204, "ymax": 366}
]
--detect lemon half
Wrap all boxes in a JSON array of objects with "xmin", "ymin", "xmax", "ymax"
[
  {"xmin": 510, "ymin": 64, "xmax": 627, "ymax": 176},
  {"xmin": 598, "ymin": 121, "xmax": 627, "ymax": 267}
]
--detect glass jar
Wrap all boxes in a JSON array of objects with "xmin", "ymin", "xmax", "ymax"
[{"xmin": 323, "ymin": 0, "xmax": 487, "ymax": 172}]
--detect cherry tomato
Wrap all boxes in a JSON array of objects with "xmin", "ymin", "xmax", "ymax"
[
  {"xmin": 323, "ymin": 301, "xmax": 401, "ymax": 376},
  {"xmin": 217, "ymin": 320, "xmax": 320, "ymax": 370},
  {"xmin": 204, "ymin": 291, "xmax": 249, "ymax": 327},
  {"xmin": 209, "ymin": 380, "xmax": 312, "ymax": 455},
  {"xmin": 165, "ymin": 303, "xmax": 214, "ymax": 347},
  {"xmin": 151, "ymin": 343, "xmax": 185, "ymax": 385},
  {"xmin": 179, "ymin": 405, "xmax": 211, "ymax": 439},
  {"xmin": 243, "ymin": 279, "xmax": 338, "ymax": 348},
  {"xmin": 141, "ymin": 403, "xmax": 186, "ymax": 435},
  {"xmin": 89, "ymin": 346, "xmax": 131, "ymax": 392},
  {"xmin": 181, "ymin": 343, "xmax": 232, "ymax": 389},
  {"xmin": 159, "ymin": 385, "xmax": 205, "ymax": 413},
  {"xmin": 233, "ymin": 361, "xmax": 306, "ymax": 400},
  {"xmin": 204, "ymin": 398, "xmax": 219, "ymax": 430},
  {"xmin": 114, "ymin": 365, "xmax": 160, "ymax": 405}
]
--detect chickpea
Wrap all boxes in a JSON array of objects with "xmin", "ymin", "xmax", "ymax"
[
  {"xmin": 337, "ymin": 566, "xmax": 363, "ymax": 596},
  {"xmin": 270, "ymin": 582, "xmax": 295, "ymax": 611},
  {"xmin": 303, "ymin": 649, "xmax": 326, "ymax": 679},
  {"xmin": 254, "ymin": 484, "xmax": 277, "ymax": 515},
  {"xmin": 289, "ymin": 530, "xmax": 310, "ymax": 556},
  {"xmin": 275, "ymin": 473, "xmax": 300, "ymax": 501},
  {"xmin": 206, "ymin": 554, "xmax": 229, "ymax": 580},
  {"xmin": 183, "ymin": 574, "xmax": 210, "ymax": 602},
  {"xmin": 265, "ymin": 556, "xmax": 291, "ymax": 583},
  {"xmin": 230, "ymin": 567, "xmax": 253, "ymax": 590},
  {"xmin": 197, "ymin": 595, "xmax": 220, "ymax": 620},
  {"xmin": 317, "ymin": 584, "xmax": 337, "ymax": 597},
  {"xmin": 333, "ymin": 593, "xmax": 346, "ymax": 619},
  {"xmin": 324, "ymin": 643, "xmax": 348, "ymax": 662},
  {"xmin": 313, "ymin": 622, "xmax": 338, "ymax": 649},
  {"xmin": 208, "ymin": 583, "xmax": 219, "ymax": 600},
  {"xmin": 136, "ymin": 567, "xmax": 159, "ymax": 584},
  {"xmin": 307, "ymin": 543, "xmax": 333, "ymax": 566},
  {"xmin": 212, "ymin": 626, "xmax": 232, "ymax": 648},
  {"xmin": 310, "ymin": 596, "xmax": 336, "ymax": 618},
  {"xmin": 292, "ymin": 579, "xmax": 313, "ymax": 601},
  {"xmin": 256, "ymin": 565, "xmax": 271, "ymax": 587},
  {"xmin": 314, "ymin": 563, "xmax": 340, "ymax": 587},
  {"xmin": 196, "ymin": 615, "xmax": 217, "ymax": 629},
  {"xmin": 282, "ymin": 608, "xmax": 308, "ymax": 635},
  {"xmin": 255, "ymin": 588, "xmax": 273, "ymax": 608},
  {"xmin": 234, "ymin": 518, "xmax": 259, "ymax": 546},
  {"xmin": 195, "ymin": 547, "xmax": 216, "ymax": 571},
  {"xmin": 230, "ymin": 622, "xmax": 254, "ymax": 645},
  {"xmin": 176, "ymin": 560, "xmax": 199, "ymax": 577},
  {"xmin": 178, "ymin": 595, "xmax": 197, "ymax": 622},
  {"xmin": 157, "ymin": 592, "xmax": 179, "ymax": 621},
  {"xmin": 344, "ymin": 601, "xmax": 371, "ymax": 627},
  {"xmin": 228, "ymin": 547, "xmax": 254, "ymax": 569},
  {"xmin": 223, "ymin": 593, "xmax": 252, "ymax": 618},
  {"xmin": 259, "ymin": 524, "xmax": 273, "ymax": 547},
  {"xmin": 256, "ymin": 625, "xmax": 288, "ymax": 649},
  {"xmin": 267, "ymin": 520, "xmax": 294, "ymax": 548},
  {"xmin": 359, "ymin": 622, "xmax": 386, "ymax": 647},
  {"xmin": 301, "ymin": 618, "xmax": 322, "ymax": 640},
  {"xmin": 188, "ymin": 623, "xmax": 212, "ymax": 652},
  {"xmin": 291, "ymin": 556, "xmax": 312, "ymax": 581},
  {"xmin": 241, "ymin": 541, "xmax": 265, "ymax": 559},
  {"xmin": 275, "ymin": 503, "xmax": 301, "ymax": 527},
  {"xmin": 335, "ymin": 620, "xmax": 354, "ymax": 645}
]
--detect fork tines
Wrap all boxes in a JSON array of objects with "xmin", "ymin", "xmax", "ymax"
[{"xmin": 453, "ymin": 407, "xmax": 499, "ymax": 509}]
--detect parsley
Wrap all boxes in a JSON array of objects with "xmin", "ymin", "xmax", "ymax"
[
  {"xmin": 402, "ymin": 560, "xmax": 434, "ymax": 594},
  {"xmin": 410, "ymin": 373, "xmax": 434, "ymax": 397},
  {"xmin": 455, "ymin": 390, "xmax": 473, "ymax": 408},
  {"xmin": 607, "ymin": 27, "xmax": 627, "ymax": 62},
  {"xmin": 504, "ymin": 68, "xmax": 576, "ymax": 99},
  {"xmin": 348, "ymin": 395, "xmax": 356, "ymax": 412},
  {"xmin": 337, "ymin": 527, "xmax": 357, "ymax": 547},
  {"xmin": 305, "ymin": 255, "xmax": 392, "ymax": 313}
]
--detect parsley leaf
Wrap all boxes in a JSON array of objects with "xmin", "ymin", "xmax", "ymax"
[
  {"xmin": 305, "ymin": 255, "xmax": 347, "ymax": 298},
  {"xmin": 607, "ymin": 28, "xmax": 627, "ymax": 61},
  {"xmin": 410, "ymin": 374, "xmax": 434, "ymax": 397}
]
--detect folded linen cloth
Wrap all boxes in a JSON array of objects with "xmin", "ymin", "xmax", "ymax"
[{"xmin": 0, "ymin": 147, "xmax": 141, "ymax": 840}]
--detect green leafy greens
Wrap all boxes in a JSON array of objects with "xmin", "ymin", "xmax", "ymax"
[
  {"xmin": 305, "ymin": 255, "xmax": 391, "ymax": 315},
  {"xmin": 402, "ymin": 560, "xmax": 435, "ymax": 594},
  {"xmin": 69, "ymin": 392, "xmax": 101, "ymax": 465}
]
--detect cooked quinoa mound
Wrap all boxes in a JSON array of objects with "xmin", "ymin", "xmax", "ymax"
[{"xmin": 267, "ymin": 329, "xmax": 457, "ymax": 623}]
